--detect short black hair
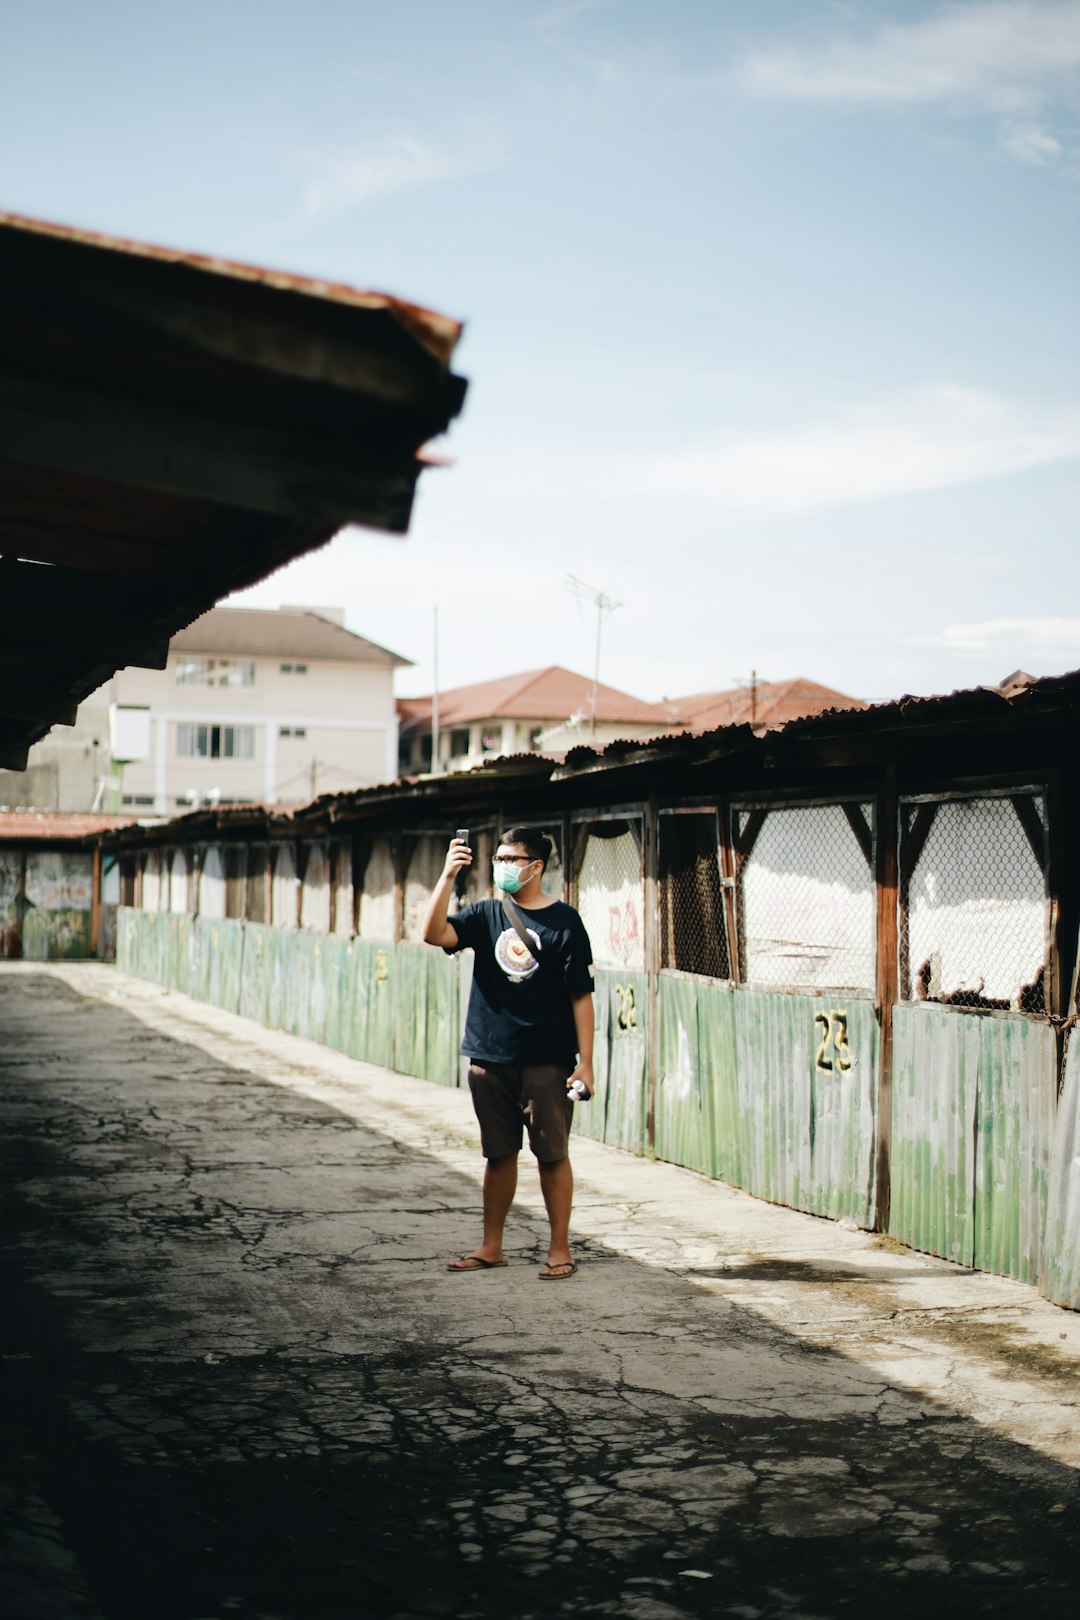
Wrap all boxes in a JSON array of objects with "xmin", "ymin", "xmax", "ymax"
[{"xmin": 500, "ymin": 826, "xmax": 553, "ymax": 870}]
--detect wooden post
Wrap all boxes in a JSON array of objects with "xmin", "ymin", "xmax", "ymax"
[
  {"xmin": 874, "ymin": 766, "xmax": 899, "ymax": 1233},
  {"xmin": 295, "ymin": 838, "xmax": 303, "ymax": 930},
  {"xmin": 392, "ymin": 833, "xmax": 403, "ymax": 945},
  {"xmin": 643, "ymin": 790, "xmax": 659, "ymax": 1157},
  {"xmin": 1045, "ymin": 767, "xmax": 1075, "ymax": 1097},
  {"xmin": 90, "ymin": 842, "xmax": 102, "ymax": 958},
  {"xmin": 717, "ymin": 800, "xmax": 740, "ymax": 983}
]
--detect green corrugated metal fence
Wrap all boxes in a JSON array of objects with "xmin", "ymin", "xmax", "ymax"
[
  {"xmin": 111, "ymin": 908, "xmax": 1076, "ymax": 1305},
  {"xmin": 892, "ymin": 1006, "xmax": 1056, "ymax": 1284},
  {"xmin": 1041, "ymin": 1033, "xmax": 1080, "ymax": 1310},
  {"xmin": 573, "ymin": 968, "xmax": 647, "ymax": 1154}
]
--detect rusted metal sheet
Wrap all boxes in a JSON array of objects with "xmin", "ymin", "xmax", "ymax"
[
  {"xmin": 574, "ymin": 969, "xmax": 647, "ymax": 1153},
  {"xmin": 25, "ymin": 848, "xmax": 92, "ymax": 912},
  {"xmin": 892, "ymin": 1005, "xmax": 980, "ymax": 1264},
  {"xmin": 394, "ymin": 943, "xmax": 458, "ymax": 1086},
  {"xmin": 0, "ymin": 211, "xmax": 464, "ymax": 364},
  {"xmin": 238, "ymin": 923, "xmax": 272, "ymax": 1027},
  {"xmin": 0, "ymin": 849, "xmax": 24, "ymax": 957},
  {"xmin": 1042, "ymin": 1033, "xmax": 1080, "ymax": 1309},
  {"xmin": 730, "ymin": 991, "xmax": 876, "ymax": 1224},
  {"xmin": 892, "ymin": 1006, "xmax": 1055, "ymax": 1281},
  {"xmin": 203, "ymin": 918, "xmax": 245, "ymax": 1015},
  {"xmin": 809, "ymin": 999, "xmax": 878, "ymax": 1224},
  {"xmin": 655, "ymin": 972, "xmax": 718, "ymax": 1176},
  {"xmin": 974, "ymin": 1016, "xmax": 1056, "ymax": 1284},
  {"xmin": 348, "ymin": 940, "xmax": 395, "ymax": 1070},
  {"xmin": 18, "ymin": 848, "xmax": 94, "ymax": 960},
  {"xmin": 21, "ymin": 908, "xmax": 91, "ymax": 960}
]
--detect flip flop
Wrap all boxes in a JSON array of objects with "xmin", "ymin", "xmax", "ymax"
[
  {"xmin": 447, "ymin": 1254, "xmax": 508, "ymax": 1272},
  {"xmin": 538, "ymin": 1261, "xmax": 577, "ymax": 1281}
]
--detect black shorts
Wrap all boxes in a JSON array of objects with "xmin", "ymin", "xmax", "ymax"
[{"xmin": 467, "ymin": 1061, "xmax": 574, "ymax": 1163}]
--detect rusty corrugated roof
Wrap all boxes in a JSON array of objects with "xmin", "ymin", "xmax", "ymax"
[
  {"xmin": 0, "ymin": 211, "xmax": 463, "ymax": 364},
  {"xmin": 0, "ymin": 811, "xmax": 136, "ymax": 842},
  {"xmin": 670, "ymin": 678, "xmax": 867, "ymax": 734},
  {"xmin": 0, "ymin": 211, "xmax": 466, "ymax": 772}
]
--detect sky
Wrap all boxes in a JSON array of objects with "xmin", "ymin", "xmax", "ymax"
[{"xmin": 3, "ymin": 0, "xmax": 1078, "ymax": 706}]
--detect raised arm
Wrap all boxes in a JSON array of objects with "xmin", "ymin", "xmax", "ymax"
[{"xmin": 421, "ymin": 837, "xmax": 472, "ymax": 947}]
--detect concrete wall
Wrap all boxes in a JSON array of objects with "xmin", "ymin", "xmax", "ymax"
[{"xmin": 0, "ymin": 846, "xmax": 94, "ymax": 959}]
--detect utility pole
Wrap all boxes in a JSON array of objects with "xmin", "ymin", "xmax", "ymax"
[
  {"xmin": 565, "ymin": 575, "xmax": 622, "ymax": 739},
  {"xmin": 735, "ymin": 669, "xmax": 766, "ymax": 728}
]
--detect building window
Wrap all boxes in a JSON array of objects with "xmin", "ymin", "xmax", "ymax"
[
  {"xmin": 121, "ymin": 794, "xmax": 155, "ymax": 806},
  {"xmin": 450, "ymin": 728, "xmax": 470, "ymax": 756},
  {"xmin": 279, "ymin": 726, "xmax": 307, "ymax": 738},
  {"xmin": 280, "ymin": 663, "xmax": 308, "ymax": 675},
  {"xmin": 529, "ymin": 727, "xmax": 544, "ymax": 750},
  {"xmin": 481, "ymin": 727, "xmax": 502, "ymax": 753},
  {"xmin": 176, "ymin": 658, "xmax": 255, "ymax": 688},
  {"xmin": 176, "ymin": 723, "xmax": 255, "ymax": 759}
]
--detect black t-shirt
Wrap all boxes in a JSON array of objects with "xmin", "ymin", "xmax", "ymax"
[{"xmin": 445, "ymin": 898, "xmax": 594, "ymax": 1066}]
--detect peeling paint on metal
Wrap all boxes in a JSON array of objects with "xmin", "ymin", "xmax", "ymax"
[
  {"xmin": 1042, "ymin": 1034, "xmax": 1080, "ymax": 1310},
  {"xmin": 892, "ymin": 1005, "xmax": 1056, "ymax": 1283}
]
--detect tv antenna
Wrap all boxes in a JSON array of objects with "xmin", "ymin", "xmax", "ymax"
[{"xmin": 566, "ymin": 575, "xmax": 622, "ymax": 738}]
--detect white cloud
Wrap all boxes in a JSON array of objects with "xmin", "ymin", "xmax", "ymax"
[
  {"xmin": 739, "ymin": 3, "xmax": 1080, "ymax": 112},
  {"xmin": 998, "ymin": 120, "xmax": 1065, "ymax": 163},
  {"xmin": 922, "ymin": 617, "xmax": 1080, "ymax": 657},
  {"xmin": 300, "ymin": 136, "xmax": 472, "ymax": 222},
  {"xmin": 620, "ymin": 386, "xmax": 1080, "ymax": 517}
]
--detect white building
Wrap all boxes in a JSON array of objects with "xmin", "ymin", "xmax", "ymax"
[{"xmin": 111, "ymin": 606, "xmax": 409, "ymax": 812}]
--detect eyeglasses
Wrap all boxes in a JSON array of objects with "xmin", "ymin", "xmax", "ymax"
[{"xmin": 494, "ymin": 854, "xmax": 534, "ymax": 866}]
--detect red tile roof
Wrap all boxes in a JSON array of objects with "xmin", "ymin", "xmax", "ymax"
[
  {"xmin": 672, "ymin": 679, "xmax": 866, "ymax": 734},
  {"xmin": 399, "ymin": 667, "xmax": 682, "ymax": 730}
]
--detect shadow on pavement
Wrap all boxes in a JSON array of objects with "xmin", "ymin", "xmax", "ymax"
[{"xmin": 1, "ymin": 970, "xmax": 1078, "ymax": 1620}]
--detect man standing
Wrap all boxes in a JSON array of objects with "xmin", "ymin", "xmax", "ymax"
[{"xmin": 422, "ymin": 827, "xmax": 594, "ymax": 1280}]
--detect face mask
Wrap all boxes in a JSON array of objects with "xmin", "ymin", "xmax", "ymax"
[{"xmin": 493, "ymin": 860, "xmax": 533, "ymax": 894}]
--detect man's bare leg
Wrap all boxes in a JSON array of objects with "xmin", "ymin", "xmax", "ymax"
[
  {"xmin": 537, "ymin": 1155, "xmax": 574, "ymax": 1276},
  {"xmin": 448, "ymin": 1152, "xmax": 518, "ymax": 1270}
]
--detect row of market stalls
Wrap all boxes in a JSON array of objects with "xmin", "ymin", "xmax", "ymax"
[{"xmin": 72, "ymin": 666, "xmax": 1080, "ymax": 1310}]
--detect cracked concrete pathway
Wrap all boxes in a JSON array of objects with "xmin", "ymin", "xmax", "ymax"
[{"xmin": 1, "ymin": 962, "xmax": 1078, "ymax": 1620}]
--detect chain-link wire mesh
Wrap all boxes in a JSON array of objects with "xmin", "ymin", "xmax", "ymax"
[
  {"xmin": 900, "ymin": 793, "xmax": 1047, "ymax": 1011},
  {"xmin": 300, "ymin": 842, "xmax": 330, "ymax": 932},
  {"xmin": 659, "ymin": 810, "xmax": 730, "ymax": 978},
  {"xmin": 331, "ymin": 839, "xmax": 353, "ymax": 936},
  {"xmin": 735, "ymin": 801, "xmax": 875, "ymax": 990},
  {"xmin": 574, "ymin": 819, "xmax": 644, "ymax": 969},
  {"xmin": 225, "ymin": 847, "xmax": 245, "ymax": 919},
  {"xmin": 271, "ymin": 843, "xmax": 296, "ymax": 928},
  {"xmin": 200, "ymin": 847, "xmax": 225, "ymax": 919},
  {"xmin": 357, "ymin": 836, "xmax": 395, "ymax": 940},
  {"xmin": 401, "ymin": 833, "xmax": 445, "ymax": 941},
  {"xmin": 540, "ymin": 829, "xmax": 564, "ymax": 900},
  {"xmin": 147, "ymin": 850, "xmax": 164, "ymax": 912},
  {"xmin": 245, "ymin": 845, "xmax": 268, "ymax": 923}
]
